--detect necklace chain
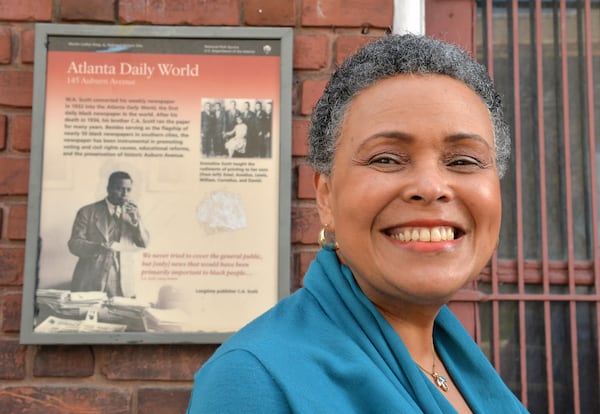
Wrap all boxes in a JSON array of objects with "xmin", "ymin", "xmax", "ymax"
[{"xmin": 415, "ymin": 345, "xmax": 449, "ymax": 392}]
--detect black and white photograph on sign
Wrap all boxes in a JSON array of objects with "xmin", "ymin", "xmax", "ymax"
[{"xmin": 200, "ymin": 98, "xmax": 273, "ymax": 159}]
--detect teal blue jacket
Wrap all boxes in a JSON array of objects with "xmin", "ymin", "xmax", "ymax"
[{"xmin": 187, "ymin": 250, "xmax": 529, "ymax": 413}]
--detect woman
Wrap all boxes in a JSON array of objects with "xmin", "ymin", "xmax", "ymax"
[
  {"xmin": 224, "ymin": 114, "xmax": 248, "ymax": 157},
  {"xmin": 186, "ymin": 34, "xmax": 528, "ymax": 413}
]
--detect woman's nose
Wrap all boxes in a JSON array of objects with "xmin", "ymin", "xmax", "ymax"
[{"xmin": 401, "ymin": 166, "xmax": 452, "ymax": 204}]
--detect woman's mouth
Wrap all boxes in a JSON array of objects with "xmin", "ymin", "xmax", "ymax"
[{"xmin": 387, "ymin": 226, "xmax": 462, "ymax": 242}]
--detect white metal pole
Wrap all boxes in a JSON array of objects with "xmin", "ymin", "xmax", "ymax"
[{"xmin": 392, "ymin": 0, "xmax": 425, "ymax": 35}]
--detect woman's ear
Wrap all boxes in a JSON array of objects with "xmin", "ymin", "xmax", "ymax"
[{"xmin": 314, "ymin": 172, "xmax": 335, "ymax": 231}]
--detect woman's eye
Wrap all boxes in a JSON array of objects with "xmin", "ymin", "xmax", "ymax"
[
  {"xmin": 368, "ymin": 153, "xmax": 408, "ymax": 165},
  {"xmin": 447, "ymin": 156, "xmax": 487, "ymax": 169},
  {"xmin": 451, "ymin": 158, "xmax": 476, "ymax": 166},
  {"xmin": 370, "ymin": 156, "xmax": 396, "ymax": 164},
  {"xmin": 362, "ymin": 153, "xmax": 409, "ymax": 171}
]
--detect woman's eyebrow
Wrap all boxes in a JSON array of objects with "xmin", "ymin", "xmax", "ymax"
[
  {"xmin": 357, "ymin": 131, "xmax": 414, "ymax": 148},
  {"xmin": 445, "ymin": 133, "xmax": 493, "ymax": 149},
  {"xmin": 358, "ymin": 131, "xmax": 492, "ymax": 149},
  {"xmin": 366, "ymin": 130, "xmax": 413, "ymax": 140}
]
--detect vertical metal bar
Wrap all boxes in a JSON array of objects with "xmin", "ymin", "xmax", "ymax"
[
  {"xmin": 533, "ymin": 0, "xmax": 556, "ymax": 410},
  {"xmin": 474, "ymin": 0, "xmax": 490, "ymax": 352},
  {"xmin": 582, "ymin": 0, "xmax": 600, "ymax": 398},
  {"xmin": 486, "ymin": 0, "xmax": 495, "ymax": 74},
  {"xmin": 558, "ymin": 0, "xmax": 581, "ymax": 412},
  {"xmin": 510, "ymin": 0, "xmax": 528, "ymax": 404},
  {"xmin": 473, "ymin": 0, "xmax": 482, "ymax": 351},
  {"xmin": 485, "ymin": 0, "xmax": 503, "ymax": 375}
]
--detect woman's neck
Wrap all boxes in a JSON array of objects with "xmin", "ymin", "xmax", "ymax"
[{"xmin": 374, "ymin": 301, "xmax": 440, "ymax": 363}]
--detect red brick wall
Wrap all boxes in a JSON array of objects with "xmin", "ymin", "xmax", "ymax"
[{"xmin": 0, "ymin": 0, "xmax": 394, "ymax": 412}]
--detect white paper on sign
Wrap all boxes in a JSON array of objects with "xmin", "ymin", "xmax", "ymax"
[{"xmin": 197, "ymin": 191, "xmax": 247, "ymax": 231}]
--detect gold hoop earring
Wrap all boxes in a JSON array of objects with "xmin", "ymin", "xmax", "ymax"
[{"xmin": 319, "ymin": 225, "xmax": 339, "ymax": 251}]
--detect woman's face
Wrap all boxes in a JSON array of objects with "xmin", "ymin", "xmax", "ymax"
[{"xmin": 315, "ymin": 74, "xmax": 502, "ymax": 308}]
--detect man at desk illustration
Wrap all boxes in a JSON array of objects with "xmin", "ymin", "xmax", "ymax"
[{"xmin": 68, "ymin": 171, "xmax": 149, "ymax": 298}]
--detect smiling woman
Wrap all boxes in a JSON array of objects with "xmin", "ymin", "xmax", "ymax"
[
  {"xmin": 317, "ymin": 74, "xmax": 502, "ymax": 309},
  {"xmin": 186, "ymin": 34, "xmax": 530, "ymax": 414}
]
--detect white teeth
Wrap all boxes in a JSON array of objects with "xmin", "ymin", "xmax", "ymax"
[
  {"xmin": 390, "ymin": 226, "xmax": 456, "ymax": 242},
  {"xmin": 431, "ymin": 227, "xmax": 441, "ymax": 242},
  {"xmin": 411, "ymin": 229, "xmax": 419, "ymax": 241}
]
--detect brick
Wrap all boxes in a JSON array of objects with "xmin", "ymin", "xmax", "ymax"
[
  {"xmin": 10, "ymin": 114, "xmax": 31, "ymax": 151},
  {"xmin": 292, "ymin": 119, "xmax": 309, "ymax": 156},
  {"xmin": 0, "ymin": 0, "xmax": 53, "ymax": 21},
  {"xmin": 20, "ymin": 28, "xmax": 35, "ymax": 64},
  {"xmin": 0, "ymin": 387, "xmax": 131, "ymax": 413},
  {"xmin": 1, "ymin": 293, "xmax": 21, "ymax": 332},
  {"xmin": 336, "ymin": 35, "xmax": 380, "ymax": 65},
  {"xmin": 7, "ymin": 204, "xmax": 27, "ymax": 240},
  {"xmin": 0, "ymin": 27, "xmax": 11, "ymax": 64},
  {"xmin": 101, "ymin": 344, "xmax": 217, "ymax": 380},
  {"xmin": 300, "ymin": 79, "xmax": 328, "ymax": 116},
  {"xmin": 298, "ymin": 251, "xmax": 316, "ymax": 278},
  {"xmin": 302, "ymin": 0, "xmax": 392, "ymax": 28},
  {"xmin": 243, "ymin": 0, "xmax": 295, "ymax": 26},
  {"xmin": 61, "ymin": 0, "xmax": 116, "ymax": 22},
  {"xmin": 34, "ymin": 346, "xmax": 95, "ymax": 377},
  {"xmin": 291, "ymin": 206, "xmax": 320, "ymax": 244},
  {"xmin": 0, "ymin": 340, "xmax": 26, "ymax": 379},
  {"xmin": 0, "ymin": 115, "xmax": 7, "ymax": 150},
  {"xmin": 426, "ymin": 0, "xmax": 475, "ymax": 54},
  {"xmin": 291, "ymin": 79, "xmax": 300, "ymax": 114},
  {"xmin": 292, "ymin": 250, "xmax": 317, "ymax": 289},
  {"xmin": 0, "ymin": 158, "xmax": 30, "ymax": 195},
  {"xmin": 138, "ymin": 387, "xmax": 192, "ymax": 414},
  {"xmin": 119, "ymin": 0, "xmax": 239, "ymax": 26},
  {"xmin": 0, "ymin": 71, "xmax": 33, "ymax": 107},
  {"xmin": 297, "ymin": 164, "xmax": 315, "ymax": 199},
  {"xmin": 294, "ymin": 34, "xmax": 329, "ymax": 70},
  {"xmin": 0, "ymin": 247, "xmax": 24, "ymax": 286}
]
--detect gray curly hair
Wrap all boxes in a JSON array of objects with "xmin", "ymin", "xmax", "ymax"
[{"xmin": 307, "ymin": 34, "xmax": 510, "ymax": 178}]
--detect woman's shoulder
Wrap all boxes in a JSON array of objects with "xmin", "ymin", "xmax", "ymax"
[
  {"xmin": 214, "ymin": 287, "xmax": 328, "ymax": 355},
  {"xmin": 188, "ymin": 348, "xmax": 291, "ymax": 413},
  {"xmin": 188, "ymin": 288, "xmax": 333, "ymax": 411}
]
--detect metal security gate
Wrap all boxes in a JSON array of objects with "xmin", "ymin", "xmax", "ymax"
[{"xmin": 474, "ymin": 1, "xmax": 600, "ymax": 413}]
